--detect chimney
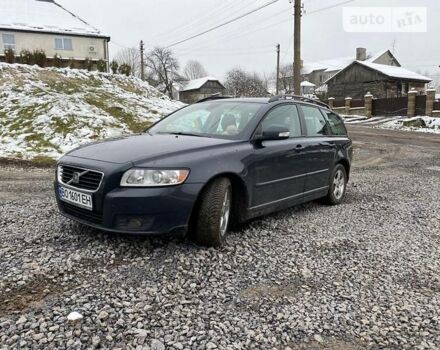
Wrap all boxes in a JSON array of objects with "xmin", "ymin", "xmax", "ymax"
[{"xmin": 356, "ymin": 47, "xmax": 366, "ymax": 61}]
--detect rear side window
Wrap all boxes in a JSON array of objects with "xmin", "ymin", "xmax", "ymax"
[
  {"xmin": 322, "ymin": 111, "xmax": 347, "ymax": 136},
  {"xmin": 300, "ymin": 105, "xmax": 330, "ymax": 136},
  {"xmin": 261, "ymin": 104, "xmax": 301, "ymax": 138}
]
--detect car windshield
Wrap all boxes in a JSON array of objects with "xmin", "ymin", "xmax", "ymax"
[{"xmin": 148, "ymin": 101, "xmax": 263, "ymax": 139}]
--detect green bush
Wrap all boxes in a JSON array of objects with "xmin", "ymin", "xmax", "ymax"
[
  {"xmin": 53, "ymin": 54, "xmax": 63, "ymax": 68},
  {"xmin": 118, "ymin": 63, "xmax": 131, "ymax": 76},
  {"xmin": 97, "ymin": 59, "xmax": 107, "ymax": 72},
  {"xmin": 4, "ymin": 49, "xmax": 15, "ymax": 64},
  {"xmin": 20, "ymin": 50, "xmax": 33, "ymax": 65},
  {"xmin": 110, "ymin": 60, "xmax": 119, "ymax": 74},
  {"xmin": 33, "ymin": 49, "xmax": 47, "ymax": 68}
]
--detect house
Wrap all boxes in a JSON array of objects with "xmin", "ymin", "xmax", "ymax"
[
  {"xmin": 179, "ymin": 77, "xmax": 225, "ymax": 104},
  {"xmin": 301, "ymin": 48, "xmax": 400, "ymax": 87},
  {"xmin": 326, "ymin": 61, "xmax": 432, "ymax": 99},
  {"xmin": 300, "ymin": 81, "xmax": 315, "ymax": 96},
  {"xmin": 0, "ymin": 0, "xmax": 110, "ymax": 70}
]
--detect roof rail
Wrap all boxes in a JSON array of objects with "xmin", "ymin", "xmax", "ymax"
[
  {"xmin": 268, "ymin": 94, "xmax": 330, "ymax": 109},
  {"xmin": 194, "ymin": 94, "xmax": 232, "ymax": 104}
]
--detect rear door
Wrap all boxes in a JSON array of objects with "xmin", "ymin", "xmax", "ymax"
[
  {"xmin": 248, "ymin": 104, "xmax": 307, "ymax": 209},
  {"xmin": 298, "ymin": 104, "xmax": 336, "ymax": 194}
]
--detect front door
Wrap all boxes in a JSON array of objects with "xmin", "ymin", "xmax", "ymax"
[{"xmin": 247, "ymin": 104, "xmax": 307, "ymax": 209}]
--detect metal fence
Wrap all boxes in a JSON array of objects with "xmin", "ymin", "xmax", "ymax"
[
  {"xmin": 351, "ymin": 99, "xmax": 364, "ymax": 108},
  {"xmin": 333, "ymin": 100, "xmax": 345, "ymax": 108},
  {"xmin": 372, "ymin": 96, "xmax": 408, "ymax": 117},
  {"xmin": 415, "ymin": 95, "xmax": 426, "ymax": 116}
]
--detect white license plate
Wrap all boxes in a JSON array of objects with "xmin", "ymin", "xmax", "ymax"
[{"xmin": 58, "ymin": 186, "xmax": 93, "ymax": 211}]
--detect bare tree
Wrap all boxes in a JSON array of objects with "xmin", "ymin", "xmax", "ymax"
[
  {"xmin": 145, "ymin": 47, "xmax": 180, "ymax": 97},
  {"xmin": 225, "ymin": 68, "xmax": 269, "ymax": 97},
  {"xmin": 114, "ymin": 47, "xmax": 141, "ymax": 78},
  {"xmin": 183, "ymin": 60, "xmax": 208, "ymax": 80},
  {"xmin": 278, "ymin": 64, "xmax": 294, "ymax": 93}
]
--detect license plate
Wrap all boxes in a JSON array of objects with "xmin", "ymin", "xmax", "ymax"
[{"xmin": 58, "ymin": 186, "xmax": 93, "ymax": 211}]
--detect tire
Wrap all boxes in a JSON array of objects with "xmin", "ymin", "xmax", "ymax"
[
  {"xmin": 191, "ymin": 177, "xmax": 232, "ymax": 247},
  {"xmin": 324, "ymin": 164, "xmax": 347, "ymax": 205}
]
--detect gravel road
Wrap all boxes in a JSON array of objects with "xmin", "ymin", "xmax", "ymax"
[{"xmin": 0, "ymin": 127, "xmax": 439, "ymax": 349}]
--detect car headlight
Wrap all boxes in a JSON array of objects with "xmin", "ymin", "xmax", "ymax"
[{"xmin": 120, "ymin": 169, "xmax": 190, "ymax": 187}]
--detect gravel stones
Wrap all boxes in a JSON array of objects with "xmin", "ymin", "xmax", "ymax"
[{"xmin": 0, "ymin": 140, "xmax": 440, "ymax": 349}]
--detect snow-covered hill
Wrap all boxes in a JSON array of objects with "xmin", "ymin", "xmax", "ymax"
[{"xmin": 0, "ymin": 63, "xmax": 184, "ymax": 160}]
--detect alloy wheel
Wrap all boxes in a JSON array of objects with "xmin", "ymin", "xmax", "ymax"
[
  {"xmin": 219, "ymin": 189, "xmax": 231, "ymax": 237},
  {"xmin": 333, "ymin": 169, "xmax": 345, "ymax": 200}
]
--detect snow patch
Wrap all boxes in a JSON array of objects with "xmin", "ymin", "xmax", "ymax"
[{"xmin": 0, "ymin": 63, "xmax": 184, "ymax": 160}]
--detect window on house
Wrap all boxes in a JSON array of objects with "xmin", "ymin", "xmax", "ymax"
[
  {"xmin": 54, "ymin": 37, "xmax": 73, "ymax": 50},
  {"xmin": 2, "ymin": 34, "xmax": 15, "ymax": 50}
]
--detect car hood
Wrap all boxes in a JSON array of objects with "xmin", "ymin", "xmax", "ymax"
[{"xmin": 66, "ymin": 134, "xmax": 235, "ymax": 164}]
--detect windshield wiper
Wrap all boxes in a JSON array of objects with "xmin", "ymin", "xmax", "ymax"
[{"xmin": 157, "ymin": 132, "xmax": 207, "ymax": 138}]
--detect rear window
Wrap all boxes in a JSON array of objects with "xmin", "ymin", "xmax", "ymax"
[{"xmin": 322, "ymin": 111, "xmax": 347, "ymax": 136}]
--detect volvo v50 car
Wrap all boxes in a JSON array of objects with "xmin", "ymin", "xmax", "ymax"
[{"xmin": 55, "ymin": 95, "xmax": 352, "ymax": 247}]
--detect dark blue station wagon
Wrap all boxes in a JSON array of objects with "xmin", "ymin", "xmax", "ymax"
[{"xmin": 55, "ymin": 95, "xmax": 352, "ymax": 247}]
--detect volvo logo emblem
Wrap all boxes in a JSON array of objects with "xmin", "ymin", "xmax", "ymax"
[{"xmin": 72, "ymin": 172, "xmax": 80, "ymax": 184}]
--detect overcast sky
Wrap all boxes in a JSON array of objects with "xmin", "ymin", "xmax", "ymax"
[{"xmin": 57, "ymin": 0, "xmax": 440, "ymax": 81}]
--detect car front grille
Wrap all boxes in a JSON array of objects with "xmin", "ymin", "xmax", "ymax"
[
  {"xmin": 60, "ymin": 202, "xmax": 103, "ymax": 225},
  {"xmin": 59, "ymin": 165, "xmax": 103, "ymax": 191}
]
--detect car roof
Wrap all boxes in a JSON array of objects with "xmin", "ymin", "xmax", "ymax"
[
  {"xmin": 200, "ymin": 95, "xmax": 330, "ymax": 109},
  {"xmin": 204, "ymin": 97, "xmax": 270, "ymax": 104}
]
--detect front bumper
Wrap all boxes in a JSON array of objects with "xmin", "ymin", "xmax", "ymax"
[{"xmin": 55, "ymin": 181, "xmax": 204, "ymax": 235}]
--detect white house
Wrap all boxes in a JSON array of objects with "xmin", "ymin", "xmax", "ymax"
[{"xmin": 0, "ymin": 0, "xmax": 110, "ymax": 70}]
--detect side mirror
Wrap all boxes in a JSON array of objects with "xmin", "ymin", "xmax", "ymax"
[{"xmin": 259, "ymin": 125, "xmax": 290, "ymax": 141}]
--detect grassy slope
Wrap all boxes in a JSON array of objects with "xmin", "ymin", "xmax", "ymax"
[{"xmin": 0, "ymin": 63, "xmax": 184, "ymax": 160}]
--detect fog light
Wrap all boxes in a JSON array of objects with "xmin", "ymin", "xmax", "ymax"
[
  {"xmin": 115, "ymin": 215, "xmax": 154, "ymax": 231},
  {"xmin": 128, "ymin": 218, "xmax": 143, "ymax": 229}
]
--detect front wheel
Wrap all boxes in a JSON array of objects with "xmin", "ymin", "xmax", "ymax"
[
  {"xmin": 324, "ymin": 164, "xmax": 347, "ymax": 205},
  {"xmin": 191, "ymin": 177, "xmax": 232, "ymax": 247}
]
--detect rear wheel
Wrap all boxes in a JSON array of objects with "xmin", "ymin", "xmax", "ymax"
[
  {"xmin": 324, "ymin": 164, "xmax": 347, "ymax": 205},
  {"xmin": 192, "ymin": 177, "xmax": 232, "ymax": 247}
]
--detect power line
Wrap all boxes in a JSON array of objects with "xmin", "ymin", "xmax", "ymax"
[
  {"xmin": 165, "ymin": 0, "xmax": 280, "ymax": 48},
  {"xmin": 153, "ymin": 1, "xmax": 252, "ymax": 43}
]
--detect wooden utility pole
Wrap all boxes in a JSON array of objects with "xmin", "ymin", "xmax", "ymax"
[
  {"xmin": 140, "ymin": 40, "xmax": 145, "ymax": 81},
  {"xmin": 293, "ymin": 0, "xmax": 302, "ymax": 95},
  {"xmin": 276, "ymin": 44, "xmax": 280, "ymax": 94}
]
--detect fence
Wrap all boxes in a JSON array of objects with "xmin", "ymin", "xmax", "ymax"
[
  {"xmin": 351, "ymin": 99, "xmax": 365, "ymax": 108},
  {"xmin": 328, "ymin": 89, "xmax": 438, "ymax": 118},
  {"xmin": 372, "ymin": 96, "xmax": 407, "ymax": 117},
  {"xmin": 415, "ymin": 95, "xmax": 426, "ymax": 116}
]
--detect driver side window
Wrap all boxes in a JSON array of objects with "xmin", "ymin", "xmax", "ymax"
[{"xmin": 261, "ymin": 104, "xmax": 301, "ymax": 138}]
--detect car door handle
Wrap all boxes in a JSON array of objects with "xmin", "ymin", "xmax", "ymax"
[{"xmin": 295, "ymin": 144, "xmax": 304, "ymax": 151}]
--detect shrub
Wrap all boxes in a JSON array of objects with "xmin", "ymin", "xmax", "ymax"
[
  {"xmin": 84, "ymin": 57, "xmax": 94, "ymax": 71},
  {"xmin": 4, "ymin": 49, "xmax": 15, "ymax": 64},
  {"xmin": 20, "ymin": 50, "xmax": 33, "ymax": 65},
  {"xmin": 97, "ymin": 59, "xmax": 107, "ymax": 72},
  {"xmin": 110, "ymin": 60, "xmax": 119, "ymax": 74},
  {"xmin": 33, "ymin": 49, "xmax": 47, "ymax": 68},
  {"xmin": 68, "ymin": 58, "xmax": 76, "ymax": 69},
  {"xmin": 118, "ymin": 63, "xmax": 131, "ymax": 76},
  {"xmin": 53, "ymin": 54, "xmax": 63, "ymax": 68}
]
